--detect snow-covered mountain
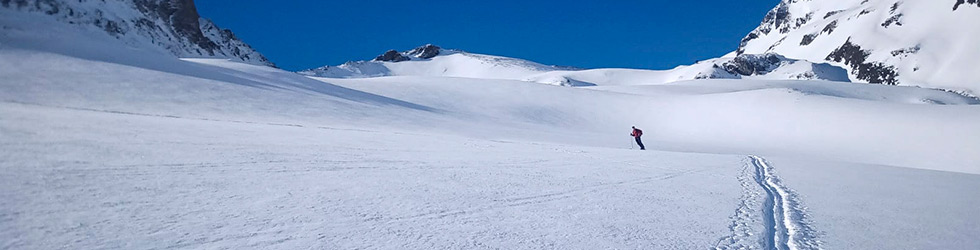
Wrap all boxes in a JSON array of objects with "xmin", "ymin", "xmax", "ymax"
[
  {"xmin": 0, "ymin": 0, "xmax": 273, "ymax": 66},
  {"xmin": 525, "ymin": 53, "xmax": 850, "ymax": 86},
  {"xmin": 302, "ymin": 45, "xmax": 850, "ymax": 86},
  {"xmin": 736, "ymin": 0, "xmax": 980, "ymax": 93},
  {"xmin": 299, "ymin": 44, "xmax": 580, "ymax": 80}
]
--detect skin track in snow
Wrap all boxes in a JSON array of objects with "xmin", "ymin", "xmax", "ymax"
[
  {"xmin": 716, "ymin": 156, "xmax": 821, "ymax": 250},
  {"xmin": 751, "ymin": 156, "xmax": 820, "ymax": 250},
  {"xmin": 714, "ymin": 158, "xmax": 766, "ymax": 250}
]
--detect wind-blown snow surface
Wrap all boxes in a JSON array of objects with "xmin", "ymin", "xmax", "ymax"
[{"xmin": 4, "ymin": 21, "xmax": 980, "ymax": 249}]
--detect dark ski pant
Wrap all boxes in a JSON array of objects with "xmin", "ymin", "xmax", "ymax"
[{"xmin": 635, "ymin": 136, "xmax": 645, "ymax": 150}]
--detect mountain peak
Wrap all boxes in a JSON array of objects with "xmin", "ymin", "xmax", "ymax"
[
  {"xmin": 406, "ymin": 44, "xmax": 442, "ymax": 59},
  {"xmin": 735, "ymin": 0, "xmax": 980, "ymax": 92},
  {"xmin": 372, "ymin": 44, "xmax": 445, "ymax": 62},
  {"xmin": 0, "ymin": 0, "xmax": 274, "ymax": 66},
  {"xmin": 374, "ymin": 50, "xmax": 411, "ymax": 62}
]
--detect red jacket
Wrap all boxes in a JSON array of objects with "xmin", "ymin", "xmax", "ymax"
[{"xmin": 631, "ymin": 128, "xmax": 643, "ymax": 137}]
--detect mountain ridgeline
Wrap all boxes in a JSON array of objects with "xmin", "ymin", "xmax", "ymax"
[
  {"xmin": 3, "ymin": 0, "xmax": 977, "ymax": 92},
  {"xmin": 300, "ymin": 44, "xmax": 850, "ymax": 87},
  {"xmin": 0, "ymin": 0, "xmax": 273, "ymax": 66}
]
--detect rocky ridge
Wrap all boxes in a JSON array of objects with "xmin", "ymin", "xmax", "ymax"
[{"xmin": 0, "ymin": 0, "xmax": 273, "ymax": 66}]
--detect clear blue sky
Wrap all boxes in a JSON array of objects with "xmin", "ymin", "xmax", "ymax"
[{"xmin": 196, "ymin": 0, "xmax": 778, "ymax": 71}]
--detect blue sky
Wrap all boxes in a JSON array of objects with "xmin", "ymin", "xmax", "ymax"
[{"xmin": 196, "ymin": 0, "xmax": 778, "ymax": 71}]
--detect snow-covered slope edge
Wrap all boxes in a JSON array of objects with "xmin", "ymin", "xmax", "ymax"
[
  {"xmin": 299, "ymin": 44, "xmax": 580, "ymax": 81},
  {"xmin": 0, "ymin": 0, "xmax": 273, "ymax": 66},
  {"xmin": 737, "ymin": 0, "xmax": 980, "ymax": 93},
  {"xmin": 525, "ymin": 53, "xmax": 850, "ymax": 86},
  {"xmin": 302, "ymin": 45, "xmax": 851, "ymax": 86}
]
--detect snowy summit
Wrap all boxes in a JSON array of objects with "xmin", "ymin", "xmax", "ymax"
[{"xmin": 736, "ymin": 0, "xmax": 980, "ymax": 92}]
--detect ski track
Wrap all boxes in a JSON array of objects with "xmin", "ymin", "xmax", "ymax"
[{"xmin": 716, "ymin": 156, "xmax": 821, "ymax": 250}]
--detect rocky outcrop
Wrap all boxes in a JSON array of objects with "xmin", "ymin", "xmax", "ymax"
[
  {"xmin": 825, "ymin": 38, "xmax": 898, "ymax": 85},
  {"xmin": 132, "ymin": 0, "xmax": 218, "ymax": 54},
  {"xmin": 954, "ymin": 0, "xmax": 980, "ymax": 10},
  {"xmin": 735, "ymin": 0, "xmax": 980, "ymax": 91},
  {"xmin": 374, "ymin": 50, "xmax": 410, "ymax": 62},
  {"xmin": 371, "ymin": 44, "xmax": 443, "ymax": 62},
  {"xmin": 723, "ymin": 53, "xmax": 785, "ymax": 76},
  {"xmin": 737, "ymin": 0, "xmax": 814, "ymax": 54},
  {"xmin": 0, "ymin": 0, "xmax": 273, "ymax": 66},
  {"xmin": 406, "ymin": 44, "xmax": 441, "ymax": 59}
]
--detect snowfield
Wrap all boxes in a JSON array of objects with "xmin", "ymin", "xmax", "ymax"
[
  {"xmin": 3, "ymin": 4, "xmax": 980, "ymax": 249},
  {"xmin": 1, "ymin": 101, "xmax": 745, "ymax": 249},
  {"xmin": 3, "ymin": 47, "xmax": 980, "ymax": 249}
]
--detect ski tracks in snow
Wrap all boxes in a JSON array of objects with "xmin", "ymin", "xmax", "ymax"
[{"xmin": 716, "ymin": 156, "xmax": 821, "ymax": 250}]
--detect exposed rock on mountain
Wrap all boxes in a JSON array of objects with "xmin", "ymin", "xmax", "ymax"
[
  {"xmin": 0, "ymin": 0, "xmax": 273, "ymax": 66},
  {"xmin": 954, "ymin": 0, "xmax": 980, "ymax": 10},
  {"xmin": 406, "ymin": 44, "xmax": 441, "ymax": 59},
  {"xmin": 735, "ymin": 0, "xmax": 980, "ymax": 92},
  {"xmin": 302, "ymin": 45, "xmax": 849, "ymax": 87},
  {"xmin": 375, "ymin": 50, "xmax": 410, "ymax": 62},
  {"xmin": 825, "ymin": 38, "xmax": 899, "ymax": 84}
]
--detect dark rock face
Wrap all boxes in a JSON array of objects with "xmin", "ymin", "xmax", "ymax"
[
  {"xmin": 826, "ymin": 38, "xmax": 899, "ymax": 85},
  {"xmin": 1, "ymin": 0, "xmax": 273, "ymax": 66},
  {"xmin": 801, "ymin": 33, "xmax": 818, "ymax": 46},
  {"xmin": 792, "ymin": 12, "xmax": 813, "ymax": 32},
  {"xmin": 759, "ymin": 2, "xmax": 791, "ymax": 34},
  {"xmin": 375, "ymin": 50, "xmax": 410, "ymax": 62},
  {"xmin": 133, "ymin": 0, "xmax": 219, "ymax": 54},
  {"xmin": 858, "ymin": 9, "xmax": 873, "ymax": 17},
  {"xmin": 722, "ymin": 53, "xmax": 784, "ymax": 76},
  {"xmin": 890, "ymin": 2, "xmax": 902, "ymax": 13},
  {"xmin": 768, "ymin": 37, "xmax": 787, "ymax": 51},
  {"xmin": 822, "ymin": 20, "xmax": 838, "ymax": 34},
  {"xmin": 881, "ymin": 14, "xmax": 903, "ymax": 28},
  {"xmin": 406, "ymin": 44, "xmax": 441, "ymax": 59},
  {"xmin": 736, "ymin": 32, "xmax": 759, "ymax": 55},
  {"xmin": 824, "ymin": 10, "xmax": 844, "ymax": 19},
  {"xmin": 891, "ymin": 46, "xmax": 920, "ymax": 57},
  {"xmin": 737, "ymin": 0, "xmax": 811, "ymax": 54},
  {"xmin": 954, "ymin": 0, "xmax": 980, "ymax": 10}
]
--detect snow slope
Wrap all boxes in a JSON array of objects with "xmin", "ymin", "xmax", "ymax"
[
  {"xmin": 3, "ymin": 4, "xmax": 980, "ymax": 249},
  {"xmin": 737, "ymin": 0, "xmax": 980, "ymax": 92},
  {"xmin": 301, "ymin": 45, "xmax": 851, "ymax": 86},
  {"xmin": 1, "ymin": 102, "xmax": 749, "ymax": 249},
  {"xmin": 525, "ymin": 53, "xmax": 850, "ymax": 86},
  {"xmin": 315, "ymin": 76, "xmax": 980, "ymax": 174},
  {"xmin": 3, "ymin": 53, "xmax": 980, "ymax": 249}
]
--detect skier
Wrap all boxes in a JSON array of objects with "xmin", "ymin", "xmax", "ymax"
[{"xmin": 630, "ymin": 126, "xmax": 645, "ymax": 150}]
